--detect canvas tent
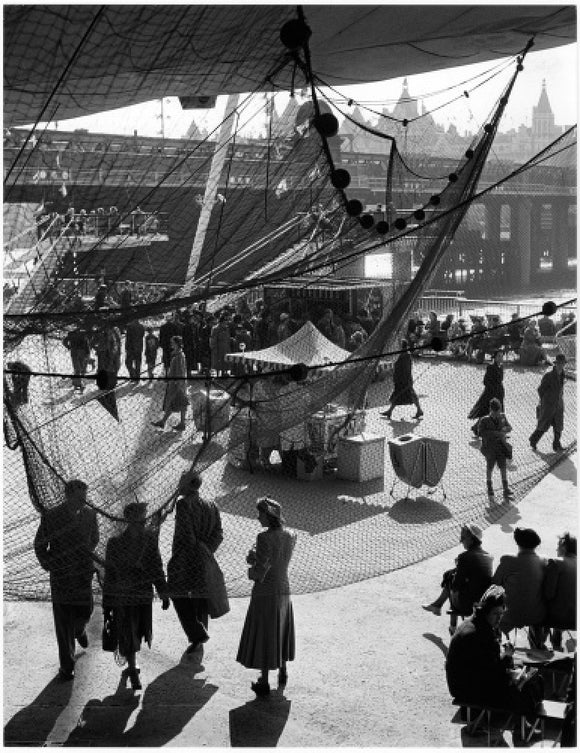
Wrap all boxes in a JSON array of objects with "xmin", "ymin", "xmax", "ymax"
[{"xmin": 225, "ymin": 320, "xmax": 351, "ymax": 370}]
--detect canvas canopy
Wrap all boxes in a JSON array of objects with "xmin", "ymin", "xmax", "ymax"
[
  {"xmin": 4, "ymin": 5, "xmax": 575, "ymax": 127},
  {"xmin": 226, "ymin": 320, "xmax": 350, "ymax": 369}
]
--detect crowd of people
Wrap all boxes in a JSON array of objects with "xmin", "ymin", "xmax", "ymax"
[
  {"xmin": 34, "ymin": 473, "xmax": 295, "ymax": 695},
  {"xmin": 422, "ymin": 524, "xmax": 576, "ymax": 738},
  {"xmin": 405, "ymin": 308, "xmax": 575, "ymax": 364}
]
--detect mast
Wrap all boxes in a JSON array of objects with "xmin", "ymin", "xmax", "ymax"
[{"xmin": 181, "ymin": 93, "xmax": 240, "ymax": 296}]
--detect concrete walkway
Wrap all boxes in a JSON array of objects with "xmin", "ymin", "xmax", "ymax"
[{"xmin": 3, "ymin": 453, "xmax": 577, "ymax": 747}]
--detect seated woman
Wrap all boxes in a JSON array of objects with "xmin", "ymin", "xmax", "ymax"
[
  {"xmin": 544, "ymin": 532, "xmax": 577, "ymax": 651},
  {"xmin": 465, "ymin": 317, "xmax": 487, "ymax": 361},
  {"xmin": 492, "ymin": 527, "xmax": 547, "ymax": 648},
  {"xmin": 423, "ymin": 524, "xmax": 493, "ymax": 634},
  {"xmin": 447, "ymin": 318, "xmax": 469, "ymax": 358},
  {"xmin": 446, "ymin": 585, "xmax": 545, "ymax": 724},
  {"xmin": 519, "ymin": 321, "xmax": 549, "ymax": 366}
]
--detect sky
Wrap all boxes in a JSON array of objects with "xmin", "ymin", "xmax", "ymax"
[{"xmin": 45, "ymin": 43, "xmax": 577, "ymax": 141}]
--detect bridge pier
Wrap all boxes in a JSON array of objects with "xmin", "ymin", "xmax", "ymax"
[
  {"xmin": 551, "ymin": 200, "xmax": 570, "ymax": 274},
  {"xmin": 515, "ymin": 198, "xmax": 532, "ymax": 287}
]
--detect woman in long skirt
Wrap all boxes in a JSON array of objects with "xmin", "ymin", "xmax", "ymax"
[
  {"xmin": 103, "ymin": 502, "xmax": 169, "ymax": 690},
  {"xmin": 381, "ymin": 339, "xmax": 423, "ymax": 420},
  {"xmin": 236, "ymin": 497, "xmax": 296, "ymax": 696},
  {"xmin": 151, "ymin": 335, "xmax": 189, "ymax": 430},
  {"xmin": 468, "ymin": 349, "xmax": 505, "ymax": 436}
]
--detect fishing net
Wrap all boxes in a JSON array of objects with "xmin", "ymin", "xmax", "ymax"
[{"xmin": 3, "ymin": 18, "xmax": 577, "ymax": 605}]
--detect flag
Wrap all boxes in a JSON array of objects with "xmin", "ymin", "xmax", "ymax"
[{"xmin": 96, "ymin": 391, "xmax": 119, "ymax": 421}]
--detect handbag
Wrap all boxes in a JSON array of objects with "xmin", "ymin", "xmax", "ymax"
[
  {"xmin": 102, "ymin": 611, "xmax": 117, "ymax": 652},
  {"xmin": 500, "ymin": 438, "xmax": 513, "ymax": 460}
]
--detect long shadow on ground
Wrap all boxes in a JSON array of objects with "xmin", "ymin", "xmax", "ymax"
[
  {"xmin": 229, "ymin": 691, "xmax": 291, "ymax": 747},
  {"xmin": 4, "ymin": 676, "xmax": 74, "ymax": 746}
]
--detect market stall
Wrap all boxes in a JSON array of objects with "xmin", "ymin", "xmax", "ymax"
[{"xmin": 224, "ymin": 321, "xmax": 366, "ymax": 474}]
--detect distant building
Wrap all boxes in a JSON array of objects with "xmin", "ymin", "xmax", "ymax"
[{"xmin": 473, "ymin": 80, "xmax": 569, "ymax": 164}]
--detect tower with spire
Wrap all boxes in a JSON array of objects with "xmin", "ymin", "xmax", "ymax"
[{"xmin": 532, "ymin": 79, "xmax": 556, "ymax": 145}]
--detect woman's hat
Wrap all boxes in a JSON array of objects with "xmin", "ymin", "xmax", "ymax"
[
  {"xmin": 461, "ymin": 523, "xmax": 483, "ymax": 543},
  {"xmin": 179, "ymin": 469, "xmax": 202, "ymax": 492},
  {"xmin": 124, "ymin": 502, "xmax": 147, "ymax": 522},
  {"xmin": 256, "ymin": 497, "xmax": 285, "ymax": 523},
  {"xmin": 514, "ymin": 526, "xmax": 541, "ymax": 549}
]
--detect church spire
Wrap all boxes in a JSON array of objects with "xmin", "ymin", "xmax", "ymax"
[{"xmin": 536, "ymin": 79, "xmax": 552, "ymax": 114}]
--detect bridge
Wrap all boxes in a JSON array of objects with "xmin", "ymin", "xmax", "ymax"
[{"xmin": 4, "ymin": 127, "xmax": 577, "ymax": 291}]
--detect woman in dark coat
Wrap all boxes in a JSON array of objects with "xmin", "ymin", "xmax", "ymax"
[
  {"xmin": 237, "ymin": 497, "xmax": 296, "ymax": 696},
  {"xmin": 468, "ymin": 349, "xmax": 504, "ymax": 435},
  {"xmin": 381, "ymin": 339, "xmax": 423, "ymax": 420},
  {"xmin": 103, "ymin": 502, "xmax": 169, "ymax": 690},
  {"xmin": 446, "ymin": 585, "xmax": 545, "ymax": 722},
  {"xmin": 151, "ymin": 336, "xmax": 189, "ymax": 431}
]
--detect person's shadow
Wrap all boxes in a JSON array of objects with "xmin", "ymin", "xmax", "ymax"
[
  {"xmin": 229, "ymin": 690, "xmax": 291, "ymax": 747},
  {"xmin": 63, "ymin": 674, "xmax": 139, "ymax": 746},
  {"xmin": 121, "ymin": 660, "xmax": 218, "ymax": 745},
  {"xmin": 4, "ymin": 676, "xmax": 74, "ymax": 746}
]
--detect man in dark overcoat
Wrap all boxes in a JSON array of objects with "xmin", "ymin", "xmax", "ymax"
[
  {"xmin": 529, "ymin": 353, "xmax": 566, "ymax": 452},
  {"xmin": 34, "ymin": 479, "xmax": 99, "ymax": 680},
  {"xmin": 125, "ymin": 318, "xmax": 145, "ymax": 381},
  {"xmin": 168, "ymin": 470, "xmax": 228, "ymax": 653},
  {"xmin": 159, "ymin": 311, "xmax": 184, "ymax": 373}
]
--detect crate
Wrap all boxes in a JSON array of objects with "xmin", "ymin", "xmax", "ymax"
[{"xmin": 337, "ymin": 433, "xmax": 385, "ymax": 482}]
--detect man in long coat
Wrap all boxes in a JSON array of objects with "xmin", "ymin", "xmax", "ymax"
[
  {"xmin": 168, "ymin": 470, "xmax": 228, "ymax": 653},
  {"xmin": 34, "ymin": 479, "xmax": 99, "ymax": 680},
  {"xmin": 529, "ymin": 354, "xmax": 566, "ymax": 452},
  {"xmin": 159, "ymin": 312, "xmax": 184, "ymax": 373}
]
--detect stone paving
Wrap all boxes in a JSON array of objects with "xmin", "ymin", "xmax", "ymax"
[
  {"xmin": 3, "ymin": 452, "xmax": 576, "ymax": 747},
  {"xmin": 4, "ymin": 353, "xmax": 576, "ymax": 601}
]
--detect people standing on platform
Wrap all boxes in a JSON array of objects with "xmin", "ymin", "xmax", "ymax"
[
  {"xmin": 237, "ymin": 497, "xmax": 296, "ymax": 696},
  {"xmin": 492, "ymin": 527, "xmax": 546, "ymax": 649},
  {"xmin": 422, "ymin": 524, "xmax": 493, "ymax": 635},
  {"xmin": 63, "ymin": 326, "xmax": 92, "ymax": 392},
  {"xmin": 425, "ymin": 310, "xmax": 441, "ymax": 347},
  {"xmin": 151, "ymin": 335, "xmax": 189, "ymax": 431},
  {"xmin": 529, "ymin": 353, "xmax": 566, "ymax": 452},
  {"xmin": 167, "ymin": 470, "xmax": 228, "ymax": 655},
  {"xmin": 478, "ymin": 397, "xmax": 513, "ymax": 500},
  {"xmin": 468, "ymin": 349, "xmax": 505, "ymax": 437},
  {"xmin": 159, "ymin": 312, "xmax": 184, "ymax": 374},
  {"xmin": 210, "ymin": 311, "xmax": 233, "ymax": 377},
  {"xmin": 144, "ymin": 326, "xmax": 159, "ymax": 381},
  {"xmin": 380, "ymin": 339, "xmax": 423, "ymax": 420},
  {"xmin": 125, "ymin": 318, "xmax": 145, "ymax": 382},
  {"xmin": 103, "ymin": 502, "xmax": 169, "ymax": 690},
  {"xmin": 34, "ymin": 479, "xmax": 99, "ymax": 681},
  {"xmin": 544, "ymin": 532, "xmax": 576, "ymax": 652}
]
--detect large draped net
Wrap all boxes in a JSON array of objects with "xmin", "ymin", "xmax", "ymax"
[{"xmin": 3, "ymin": 15, "xmax": 577, "ymax": 604}]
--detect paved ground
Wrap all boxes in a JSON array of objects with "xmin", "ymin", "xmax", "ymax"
[
  {"xmin": 4, "ymin": 452, "xmax": 576, "ymax": 747},
  {"xmin": 4, "ymin": 352, "xmax": 577, "ymax": 602}
]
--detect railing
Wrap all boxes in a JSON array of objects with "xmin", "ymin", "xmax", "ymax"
[
  {"xmin": 38, "ymin": 210, "xmax": 169, "ymax": 241},
  {"xmin": 417, "ymin": 294, "xmax": 576, "ymax": 321}
]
